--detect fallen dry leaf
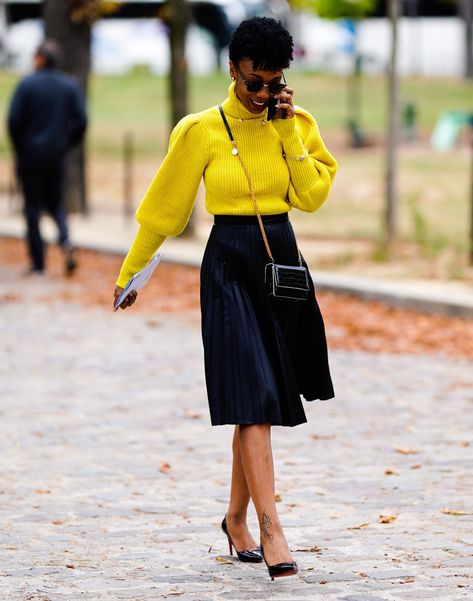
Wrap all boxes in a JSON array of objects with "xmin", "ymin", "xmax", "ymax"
[
  {"xmin": 384, "ymin": 469, "xmax": 399, "ymax": 475},
  {"xmin": 441, "ymin": 508, "xmax": 473, "ymax": 516},
  {"xmin": 275, "ymin": 494, "xmax": 282, "ymax": 502},
  {"xmin": 411, "ymin": 464, "xmax": 422, "ymax": 469},
  {"xmin": 348, "ymin": 523, "xmax": 369, "ymax": 530},
  {"xmin": 146, "ymin": 319, "xmax": 161, "ymax": 328},
  {"xmin": 294, "ymin": 546, "xmax": 322, "ymax": 553},
  {"xmin": 310, "ymin": 433, "xmax": 336, "ymax": 440},
  {"xmin": 400, "ymin": 576, "xmax": 416, "ymax": 584},
  {"xmin": 216, "ymin": 556, "xmax": 234, "ymax": 565},
  {"xmin": 2, "ymin": 237, "xmax": 473, "ymax": 361},
  {"xmin": 51, "ymin": 520, "xmax": 64, "ymax": 525},
  {"xmin": 378, "ymin": 515, "xmax": 397, "ymax": 524},
  {"xmin": 159, "ymin": 463, "xmax": 172, "ymax": 474},
  {"xmin": 34, "ymin": 489, "xmax": 51, "ymax": 494},
  {"xmin": 0, "ymin": 292, "xmax": 21, "ymax": 303},
  {"xmin": 65, "ymin": 564, "xmax": 75, "ymax": 569},
  {"xmin": 132, "ymin": 507, "xmax": 160, "ymax": 515},
  {"xmin": 394, "ymin": 446, "xmax": 419, "ymax": 455}
]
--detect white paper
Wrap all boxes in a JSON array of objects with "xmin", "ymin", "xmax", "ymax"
[{"xmin": 115, "ymin": 254, "xmax": 162, "ymax": 309}]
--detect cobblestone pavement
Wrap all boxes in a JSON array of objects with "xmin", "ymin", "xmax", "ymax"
[{"xmin": 1, "ymin": 264, "xmax": 473, "ymax": 601}]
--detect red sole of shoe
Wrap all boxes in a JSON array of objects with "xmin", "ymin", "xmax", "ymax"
[{"xmin": 271, "ymin": 568, "xmax": 298, "ymax": 580}]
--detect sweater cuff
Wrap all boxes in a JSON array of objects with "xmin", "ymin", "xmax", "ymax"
[
  {"xmin": 271, "ymin": 118, "xmax": 306, "ymax": 158},
  {"xmin": 116, "ymin": 226, "xmax": 166, "ymax": 288}
]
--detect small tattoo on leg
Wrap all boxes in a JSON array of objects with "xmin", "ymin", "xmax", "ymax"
[{"xmin": 261, "ymin": 511, "xmax": 273, "ymax": 541}]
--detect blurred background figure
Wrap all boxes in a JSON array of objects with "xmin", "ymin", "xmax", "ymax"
[{"xmin": 7, "ymin": 39, "xmax": 87, "ymax": 275}]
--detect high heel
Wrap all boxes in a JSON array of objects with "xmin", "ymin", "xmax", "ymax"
[
  {"xmin": 260, "ymin": 542, "xmax": 298, "ymax": 581},
  {"xmin": 221, "ymin": 516, "xmax": 263, "ymax": 563}
]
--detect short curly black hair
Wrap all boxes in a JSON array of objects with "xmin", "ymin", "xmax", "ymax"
[{"xmin": 229, "ymin": 17, "xmax": 294, "ymax": 72}]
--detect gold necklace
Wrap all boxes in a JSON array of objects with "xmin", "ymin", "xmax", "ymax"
[{"xmin": 235, "ymin": 92, "xmax": 268, "ymax": 125}]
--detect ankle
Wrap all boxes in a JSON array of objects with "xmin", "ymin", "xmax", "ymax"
[
  {"xmin": 226, "ymin": 510, "xmax": 248, "ymax": 525},
  {"xmin": 259, "ymin": 516, "xmax": 284, "ymax": 545}
]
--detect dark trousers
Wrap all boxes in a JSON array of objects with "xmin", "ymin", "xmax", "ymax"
[{"xmin": 17, "ymin": 158, "xmax": 69, "ymax": 271}]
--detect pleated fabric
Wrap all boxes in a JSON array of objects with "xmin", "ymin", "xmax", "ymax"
[{"xmin": 200, "ymin": 213, "xmax": 334, "ymax": 427}]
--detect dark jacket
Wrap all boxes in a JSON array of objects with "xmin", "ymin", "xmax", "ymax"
[{"xmin": 7, "ymin": 67, "xmax": 87, "ymax": 163}]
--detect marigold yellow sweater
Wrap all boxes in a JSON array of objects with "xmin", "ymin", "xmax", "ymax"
[{"xmin": 116, "ymin": 83, "xmax": 337, "ymax": 287}]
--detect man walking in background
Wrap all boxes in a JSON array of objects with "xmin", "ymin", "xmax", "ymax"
[{"xmin": 7, "ymin": 39, "xmax": 87, "ymax": 275}]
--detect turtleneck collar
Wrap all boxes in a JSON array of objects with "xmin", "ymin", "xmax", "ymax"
[{"xmin": 221, "ymin": 81, "xmax": 266, "ymax": 121}]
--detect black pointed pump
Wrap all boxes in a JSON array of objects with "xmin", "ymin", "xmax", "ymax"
[
  {"xmin": 221, "ymin": 516, "xmax": 263, "ymax": 563},
  {"xmin": 260, "ymin": 542, "xmax": 298, "ymax": 581}
]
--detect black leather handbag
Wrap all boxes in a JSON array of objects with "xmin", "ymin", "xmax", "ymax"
[
  {"xmin": 219, "ymin": 105, "xmax": 310, "ymax": 302},
  {"xmin": 265, "ymin": 263, "xmax": 310, "ymax": 301}
]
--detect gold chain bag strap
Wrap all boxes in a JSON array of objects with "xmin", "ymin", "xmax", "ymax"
[{"xmin": 218, "ymin": 105, "xmax": 309, "ymax": 301}]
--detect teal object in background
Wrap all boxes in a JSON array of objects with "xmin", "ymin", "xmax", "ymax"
[{"xmin": 432, "ymin": 111, "xmax": 473, "ymax": 152}]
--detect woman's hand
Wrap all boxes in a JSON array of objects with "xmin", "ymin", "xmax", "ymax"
[
  {"xmin": 113, "ymin": 286, "xmax": 138, "ymax": 312},
  {"xmin": 274, "ymin": 86, "xmax": 295, "ymax": 120}
]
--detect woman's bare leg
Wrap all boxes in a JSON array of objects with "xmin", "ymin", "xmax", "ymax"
[
  {"xmin": 225, "ymin": 425, "xmax": 258, "ymax": 551},
  {"xmin": 238, "ymin": 423, "xmax": 293, "ymax": 565}
]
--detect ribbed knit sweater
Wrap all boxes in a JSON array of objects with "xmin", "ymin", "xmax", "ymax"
[{"xmin": 116, "ymin": 82, "xmax": 337, "ymax": 288}]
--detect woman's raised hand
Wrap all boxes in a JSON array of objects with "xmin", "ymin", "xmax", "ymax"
[
  {"xmin": 274, "ymin": 86, "xmax": 295, "ymax": 120},
  {"xmin": 113, "ymin": 286, "xmax": 138, "ymax": 312}
]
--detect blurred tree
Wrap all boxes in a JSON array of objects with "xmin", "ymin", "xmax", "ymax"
[
  {"xmin": 43, "ymin": 1, "xmax": 119, "ymax": 214},
  {"xmin": 43, "ymin": 0, "xmax": 91, "ymax": 214},
  {"xmin": 386, "ymin": 0, "xmax": 400, "ymax": 249},
  {"xmin": 460, "ymin": 0, "xmax": 473, "ymax": 79},
  {"xmin": 290, "ymin": 0, "xmax": 400, "ymax": 248},
  {"xmin": 292, "ymin": 0, "xmax": 376, "ymax": 18},
  {"xmin": 160, "ymin": 0, "xmax": 190, "ymax": 128},
  {"xmin": 159, "ymin": 0, "xmax": 194, "ymax": 235},
  {"xmin": 0, "ymin": 1, "xmax": 7, "ymax": 67}
]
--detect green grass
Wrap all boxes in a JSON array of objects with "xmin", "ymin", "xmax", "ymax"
[
  {"xmin": 1, "ymin": 69, "xmax": 472, "ymax": 260},
  {"xmin": 2, "ymin": 69, "xmax": 471, "ymax": 156},
  {"xmin": 305, "ymin": 148, "xmax": 471, "ymax": 250}
]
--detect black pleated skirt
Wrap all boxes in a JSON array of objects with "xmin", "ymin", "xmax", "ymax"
[{"xmin": 200, "ymin": 213, "xmax": 334, "ymax": 427}]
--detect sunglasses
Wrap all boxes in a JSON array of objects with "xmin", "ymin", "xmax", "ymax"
[{"xmin": 237, "ymin": 69, "xmax": 287, "ymax": 95}]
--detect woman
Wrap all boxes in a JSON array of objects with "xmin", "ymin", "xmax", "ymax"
[{"xmin": 113, "ymin": 17, "xmax": 337, "ymax": 580}]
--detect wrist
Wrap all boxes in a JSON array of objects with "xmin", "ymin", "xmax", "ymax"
[
  {"xmin": 272, "ymin": 118, "xmax": 308, "ymax": 159},
  {"xmin": 271, "ymin": 117, "xmax": 296, "ymax": 135}
]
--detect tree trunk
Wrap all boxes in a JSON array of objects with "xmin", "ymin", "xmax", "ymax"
[
  {"xmin": 469, "ymin": 134, "xmax": 473, "ymax": 265},
  {"xmin": 0, "ymin": 1, "xmax": 7, "ymax": 67},
  {"xmin": 168, "ymin": 0, "xmax": 190, "ymax": 128},
  {"xmin": 168, "ymin": 0, "xmax": 194, "ymax": 235},
  {"xmin": 385, "ymin": 0, "xmax": 400, "ymax": 250},
  {"xmin": 462, "ymin": 0, "xmax": 473, "ymax": 79},
  {"xmin": 43, "ymin": 0, "xmax": 91, "ymax": 214}
]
